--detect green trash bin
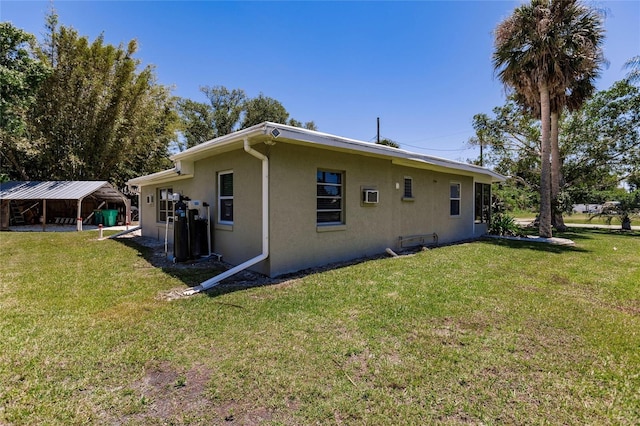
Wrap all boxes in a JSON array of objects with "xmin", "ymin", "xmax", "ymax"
[
  {"xmin": 93, "ymin": 210, "xmax": 103, "ymax": 225},
  {"xmin": 102, "ymin": 209, "xmax": 118, "ymax": 227}
]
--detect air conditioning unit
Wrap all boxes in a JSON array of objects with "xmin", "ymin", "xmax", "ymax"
[
  {"xmin": 363, "ymin": 189, "xmax": 379, "ymax": 204},
  {"xmin": 146, "ymin": 194, "xmax": 154, "ymax": 204}
]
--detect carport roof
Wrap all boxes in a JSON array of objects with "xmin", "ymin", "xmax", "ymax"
[{"xmin": 0, "ymin": 181, "xmax": 127, "ymax": 202}]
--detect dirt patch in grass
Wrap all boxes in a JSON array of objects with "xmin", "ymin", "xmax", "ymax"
[
  {"xmin": 111, "ymin": 359, "xmax": 302, "ymax": 425},
  {"xmin": 122, "ymin": 361, "xmax": 213, "ymax": 423}
]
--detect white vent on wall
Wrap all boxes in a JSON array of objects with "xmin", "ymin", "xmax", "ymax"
[
  {"xmin": 146, "ymin": 195, "xmax": 154, "ymax": 204},
  {"xmin": 363, "ymin": 189, "xmax": 379, "ymax": 204}
]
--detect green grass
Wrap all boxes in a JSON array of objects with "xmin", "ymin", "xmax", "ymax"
[{"xmin": 1, "ymin": 229, "xmax": 639, "ymax": 424}]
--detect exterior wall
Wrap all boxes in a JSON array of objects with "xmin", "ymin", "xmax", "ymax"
[
  {"xmin": 137, "ymin": 149, "xmax": 264, "ymax": 271},
  {"xmin": 268, "ymin": 144, "xmax": 395, "ymax": 277},
  {"xmin": 137, "ymin": 142, "xmax": 490, "ymax": 278},
  {"xmin": 267, "ymin": 143, "xmax": 480, "ymax": 277}
]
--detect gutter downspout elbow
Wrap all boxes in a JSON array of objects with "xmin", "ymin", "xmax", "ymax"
[{"xmin": 183, "ymin": 138, "xmax": 269, "ymax": 296}]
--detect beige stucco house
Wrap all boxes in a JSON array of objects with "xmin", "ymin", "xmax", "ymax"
[{"xmin": 128, "ymin": 122, "xmax": 504, "ymax": 291}]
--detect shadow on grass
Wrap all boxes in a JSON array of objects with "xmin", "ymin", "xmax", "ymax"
[
  {"xmin": 115, "ymin": 227, "xmax": 637, "ymax": 299},
  {"xmin": 113, "ymin": 236, "xmax": 281, "ymax": 299},
  {"xmin": 113, "ymin": 235, "xmax": 396, "ymax": 299}
]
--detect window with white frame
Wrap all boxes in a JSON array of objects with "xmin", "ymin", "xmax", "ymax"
[
  {"xmin": 450, "ymin": 182, "xmax": 461, "ymax": 216},
  {"xmin": 475, "ymin": 183, "xmax": 491, "ymax": 223},
  {"xmin": 403, "ymin": 177, "xmax": 413, "ymax": 199},
  {"xmin": 157, "ymin": 187, "xmax": 173, "ymax": 222},
  {"xmin": 218, "ymin": 171, "xmax": 233, "ymax": 224},
  {"xmin": 317, "ymin": 170, "xmax": 344, "ymax": 224}
]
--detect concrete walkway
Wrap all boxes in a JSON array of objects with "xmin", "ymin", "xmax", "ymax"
[
  {"xmin": 484, "ymin": 234, "xmax": 576, "ymax": 246},
  {"xmin": 515, "ymin": 219, "xmax": 640, "ymax": 231},
  {"xmin": 6, "ymin": 223, "xmax": 139, "ymax": 232}
]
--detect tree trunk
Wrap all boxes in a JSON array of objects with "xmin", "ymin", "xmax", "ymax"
[
  {"xmin": 550, "ymin": 111, "xmax": 567, "ymax": 232},
  {"xmin": 538, "ymin": 82, "xmax": 553, "ymax": 238},
  {"xmin": 622, "ymin": 216, "xmax": 631, "ymax": 231}
]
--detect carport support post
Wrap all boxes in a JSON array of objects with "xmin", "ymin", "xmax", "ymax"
[
  {"xmin": 41, "ymin": 199, "xmax": 46, "ymax": 232},
  {"xmin": 125, "ymin": 197, "xmax": 131, "ymax": 230},
  {"xmin": 77, "ymin": 197, "xmax": 84, "ymax": 231}
]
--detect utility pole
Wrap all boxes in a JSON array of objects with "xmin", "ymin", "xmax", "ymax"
[{"xmin": 377, "ymin": 117, "xmax": 380, "ymax": 144}]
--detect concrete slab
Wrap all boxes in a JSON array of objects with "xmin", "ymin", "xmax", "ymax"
[{"xmin": 484, "ymin": 234, "xmax": 576, "ymax": 246}]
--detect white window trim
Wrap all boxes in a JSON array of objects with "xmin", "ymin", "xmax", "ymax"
[
  {"xmin": 157, "ymin": 187, "xmax": 173, "ymax": 223},
  {"xmin": 218, "ymin": 170, "xmax": 233, "ymax": 225},
  {"xmin": 317, "ymin": 169, "xmax": 344, "ymax": 226},
  {"xmin": 450, "ymin": 182, "xmax": 461, "ymax": 217}
]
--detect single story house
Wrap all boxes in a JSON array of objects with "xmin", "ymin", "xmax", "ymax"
[{"xmin": 128, "ymin": 122, "xmax": 504, "ymax": 285}]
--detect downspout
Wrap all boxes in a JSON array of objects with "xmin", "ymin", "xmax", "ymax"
[{"xmin": 183, "ymin": 137, "xmax": 269, "ymax": 295}]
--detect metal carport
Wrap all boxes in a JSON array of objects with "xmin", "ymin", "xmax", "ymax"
[{"xmin": 0, "ymin": 181, "xmax": 131, "ymax": 231}]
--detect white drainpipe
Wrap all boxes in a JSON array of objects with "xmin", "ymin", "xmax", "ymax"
[{"xmin": 183, "ymin": 138, "xmax": 269, "ymax": 295}]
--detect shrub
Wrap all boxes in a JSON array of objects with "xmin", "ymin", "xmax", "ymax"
[{"xmin": 489, "ymin": 212, "xmax": 521, "ymax": 236}]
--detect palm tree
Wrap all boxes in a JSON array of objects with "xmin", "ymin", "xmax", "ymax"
[
  {"xmin": 624, "ymin": 56, "xmax": 640, "ymax": 84},
  {"xmin": 549, "ymin": 0, "xmax": 605, "ymax": 231},
  {"xmin": 493, "ymin": 0, "xmax": 605, "ymax": 238},
  {"xmin": 551, "ymin": 76, "xmax": 600, "ymax": 231},
  {"xmin": 494, "ymin": 1, "xmax": 556, "ymax": 237}
]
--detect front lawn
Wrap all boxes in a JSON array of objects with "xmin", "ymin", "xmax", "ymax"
[{"xmin": 1, "ymin": 229, "xmax": 638, "ymax": 424}]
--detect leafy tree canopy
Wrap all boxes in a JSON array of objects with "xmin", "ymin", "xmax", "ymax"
[
  {"xmin": 470, "ymin": 79, "xmax": 640, "ymax": 210},
  {"xmin": 14, "ymin": 12, "xmax": 178, "ymax": 188},
  {"xmin": 177, "ymin": 87, "xmax": 317, "ymax": 150},
  {"xmin": 241, "ymin": 93, "xmax": 289, "ymax": 129},
  {"xmin": 0, "ymin": 22, "xmax": 51, "ymax": 135},
  {"xmin": 0, "ymin": 22, "xmax": 51, "ymax": 180},
  {"xmin": 376, "ymin": 138, "xmax": 400, "ymax": 148}
]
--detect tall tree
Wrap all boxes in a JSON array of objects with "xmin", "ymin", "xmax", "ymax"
[
  {"xmin": 494, "ymin": 1, "xmax": 553, "ymax": 236},
  {"xmin": 0, "ymin": 23, "xmax": 51, "ymax": 180},
  {"xmin": 563, "ymin": 80, "xmax": 640, "ymax": 194},
  {"xmin": 25, "ymin": 12, "xmax": 177, "ymax": 187},
  {"xmin": 240, "ymin": 93, "xmax": 289, "ymax": 129},
  {"xmin": 493, "ymin": 0, "xmax": 604, "ymax": 237},
  {"xmin": 471, "ymin": 80, "xmax": 640, "ymax": 211},
  {"xmin": 287, "ymin": 118, "xmax": 317, "ymax": 131},
  {"xmin": 177, "ymin": 98, "xmax": 216, "ymax": 149},
  {"xmin": 200, "ymin": 85, "xmax": 246, "ymax": 137},
  {"xmin": 548, "ymin": 0, "xmax": 604, "ymax": 230},
  {"xmin": 624, "ymin": 56, "xmax": 640, "ymax": 84},
  {"xmin": 178, "ymin": 86, "xmax": 318, "ymax": 149}
]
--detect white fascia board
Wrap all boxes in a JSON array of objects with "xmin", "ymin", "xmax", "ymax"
[
  {"xmin": 393, "ymin": 158, "xmax": 506, "ymax": 183},
  {"xmin": 141, "ymin": 121, "xmax": 505, "ymax": 184},
  {"xmin": 127, "ymin": 168, "xmax": 193, "ymax": 187},
  {"xmin": 263, "ymin": 123, "xmax": 506, "ymax": 183},
  {"xmin": 171, "ymin": 123, "xmax": 269, "ymax": 162}
]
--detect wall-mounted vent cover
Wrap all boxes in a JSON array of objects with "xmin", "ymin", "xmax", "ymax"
[
  {"xmin": 271, "ymin": 128, "xmax": 281, "ymax": 138},
  {"xmin": 363, "ymin": 189, "xmax": 379, "ymax": 204}
]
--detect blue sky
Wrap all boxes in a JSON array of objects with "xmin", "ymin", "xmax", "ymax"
[{"xmin": 2, "ymin": 1, "xmax": 638, "ymax": 162}]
